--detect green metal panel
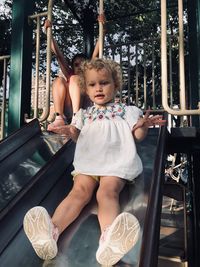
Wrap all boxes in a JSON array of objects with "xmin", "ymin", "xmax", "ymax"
[{"xmin": 7, "ymin": 0, "xmax": 35, "ymax": 135}]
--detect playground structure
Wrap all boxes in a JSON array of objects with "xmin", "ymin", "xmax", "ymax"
[{"xmin": 0, "ymin": 0, "xmax": 200, "ymax": 267}]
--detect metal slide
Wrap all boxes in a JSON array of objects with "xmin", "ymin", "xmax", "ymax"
[{"xmin": 0, "ymin": 121, "xmax": 162, "ymax": 267}]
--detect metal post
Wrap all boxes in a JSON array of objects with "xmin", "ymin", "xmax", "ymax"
[
  {"xmin": 7, "ymin": 0, "xmax": 34, "ymax": 135},
  {"xmin": 187, "ymin": 0, "xmax": 200, "ymax": 126},
  {"xmin": 99, "ymin": 0, "xmax": 104, "ymax": 58},
  {"xmin": 1, "ymin": 57, "xmax": 9, "ymax": 139},
  {"xmin": 33, "ymin": 16, "xmax": 41, "ymax": 119}
]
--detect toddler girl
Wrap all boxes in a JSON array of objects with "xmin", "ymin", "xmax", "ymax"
[{"xmin": 23, "ymin": 58, "xmax": 165, "ymax": 265}]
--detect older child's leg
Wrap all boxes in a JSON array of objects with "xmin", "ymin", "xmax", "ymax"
[
  {"xmin": 68, "ymin": 75, "xmax": 82, "ymax": 115},
  {"xmin": 23, "ymin": 174, "xmax": 97, "ymax": 260},
  {"xmin": 48, "ymin": 75, "xmax": 83, "ymax": 134},
  {"xmin": 52, "ymin": 77, "xmax": 70, "ymax": 117},
  {"xmin": 96, "ymin": 176, "xmax": 140, "ymax": 266},
  {"xmin": 47, "ymin": 77, "xmax": 71, "ymax": 132}
]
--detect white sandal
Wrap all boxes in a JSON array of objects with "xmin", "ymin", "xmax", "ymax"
[
  {"xmin": 96, "ymin": 212, "xmax": 140, "ymax": 266},
  {"xmin": 23, "ymin": 206, "xmax": 59, "ymax": 260}
]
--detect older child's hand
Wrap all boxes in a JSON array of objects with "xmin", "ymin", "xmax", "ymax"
[
  {"xmin": 43, "ymin": 19, "xmax": 52, "ymax": 34},
  {"xmin": 98, "ymin": 14, "xmax": 107, "ymax": 34},
  {"xmin": 98, "ymin": 14, "xmax": 106, "ymax": 24},
  {"xmin": 132, "ymin": 110, "xmax": 166, "ymax": 132}
]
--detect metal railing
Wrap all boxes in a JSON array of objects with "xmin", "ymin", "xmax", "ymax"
[
  {"xmin": 139, "ymin": 113, "xmax": 168, "ymax": 267},
  {"xmin": 2, "ymin": 0, "xmax": 198, "ymax": 134},
  {"xmin": 0, "ymin": 55, "xmax": 10, "ymax": 140},
  {"xmin": 27, "ymin": 0, "xmax": 54, "ymax": 122},
  {"xmin": 28, "ymin": 0, "xmax": 199, "ymax": 124},
  {"xmin": 105, "ymin": 39, "xmax": 162, "ymax": 110},
  {"xmin": 161, "ymin": 0, "xmax": 200, "ymax": 115}
]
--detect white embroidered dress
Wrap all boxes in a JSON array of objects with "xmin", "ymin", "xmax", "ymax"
[{"xmin": 71, "ymin": 103, "xmax": 143, "ymax": 182}]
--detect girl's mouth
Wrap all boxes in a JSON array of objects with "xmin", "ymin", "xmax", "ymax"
[{"xmin": 95, "ymin": 94, "xmax": 104, "ymax": 99}]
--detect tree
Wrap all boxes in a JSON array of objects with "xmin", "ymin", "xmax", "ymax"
[
  {"xmin": 0, "ymin": 0, "xmax": 12, "ymax": 86},
  {"xmin": 0, "ymin": 0, "xmax": 188, "ymax": 108}
]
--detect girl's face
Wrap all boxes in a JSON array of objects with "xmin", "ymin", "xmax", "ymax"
[
  {"xmin": 85, "ymin": 68, "xmax": 116, "ymax": 107},
  {"xmin": 73, "ymin": 57, "xmax": 85, "ymax": 74}
]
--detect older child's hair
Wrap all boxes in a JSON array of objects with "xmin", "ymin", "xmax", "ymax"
[{"xmin": 79, "ymin": 58, "xmax": 123, "ymax": 94}]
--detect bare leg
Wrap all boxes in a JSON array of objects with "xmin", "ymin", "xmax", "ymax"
[
  {"xmin": 96, "ymin": 176, "xmax": 140, "ymax": 266},
  {"xmin": 52, "ymin": 76, "xmax": 71, "ymax": 117},
  {"xmin": 47, "ymin": 103, "xmax": 55, "ymax": 122},
  {"xmin": 48, "ymin": 77, "xmax": 71, "ymax": 132},
  {"xmin": 23, "ymin": 174, "xmax": 97, "ymax": 260},
  {"xmin": 68, "ymin": 75, "xmax": 82, "ymax": 114},
  {"xmin": 96, "ymin": 176, "xmax": 125, "ymax": 232},
  {"xmin": 52, "ymin": 174, "xmax": 98, "ymax": 234}
]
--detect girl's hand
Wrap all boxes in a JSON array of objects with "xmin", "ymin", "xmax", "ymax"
[
  {"xmin": 50, "ymin": 125, "xmax": 80, "ymax": 142},
  {"xmin": 132, "ymin": 110, "xmax": 166, "ymax": 132}
]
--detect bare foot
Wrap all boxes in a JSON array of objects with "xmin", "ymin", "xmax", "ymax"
[{"xmin": 47, "ymin": 116, "xmax": 66, "ymax": 132}]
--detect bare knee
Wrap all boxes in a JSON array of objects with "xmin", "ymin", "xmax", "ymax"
[
  {"xmin": 52, "ymin": 77, "xmax": 70, "ymax": 113},
  {"xmin": 52, "ymin": 77, "xmax": 68, "ymax": 93},
  {"xmin": 96, "ymin": 187, "xmax": 119, "ymax": 204},
  {"xmin": 69, "ymin": 185, "xmax": 93, "ymax": 206}
]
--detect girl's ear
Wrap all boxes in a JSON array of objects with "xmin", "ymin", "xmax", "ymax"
[
  {"xmin": 85, "ymin": 86, "xmax": 89, "ymax": 95},
  {"xmin": 114, "ymin": 83, "xmax": 119, "ymax": 93}
]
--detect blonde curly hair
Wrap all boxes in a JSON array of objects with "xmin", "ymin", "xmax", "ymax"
[{"xmin": 78, "ymin": 58, "xmax": 123, "ymax": 94}]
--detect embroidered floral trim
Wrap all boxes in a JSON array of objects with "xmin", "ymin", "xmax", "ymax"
[{"xmin": 83, "ymin": 103, "xmax": 126, "ymax": 124}]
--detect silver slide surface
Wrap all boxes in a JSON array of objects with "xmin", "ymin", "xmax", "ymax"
[{"xmin": 0, "ymin": 128, "xmax": 159, "ymax": 267}]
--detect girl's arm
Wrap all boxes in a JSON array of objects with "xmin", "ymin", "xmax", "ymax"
[
  {"xmin": 44, "ymin": 20, "xmax": 72, "ymax": 80},
  {"xmin": 132, "ymin": 111, "xmax": 166, "ymax": 142},
  {"xmin": 68, "ymin": 125, "xmax": 80, "ymax": 142},
  {"xmin": 132, "ymin": 121, "xmax": 149, "ymax": 142}
]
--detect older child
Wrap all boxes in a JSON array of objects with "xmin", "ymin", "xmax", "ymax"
[
  {"xmin": 45, "ymin": 15, "xmax": 106, "ymax": 132},
  {"xmin": 23, "ymin": 58, "xmax": 165, "ymax": 265}
]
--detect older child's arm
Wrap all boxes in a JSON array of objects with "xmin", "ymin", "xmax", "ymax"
[
  {"xmin": 132, "ymin": 111, "xmax": 166, "ymax": 142},
  {"xmin": 44, "ymin": 20, "xmax": 72, "ymax": 80},
  {"xmin": 92, "ymin": 14, "xmax": 106, "ymax": 59}
]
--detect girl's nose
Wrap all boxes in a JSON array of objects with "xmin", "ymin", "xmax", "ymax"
[{"xmin": 96, "ymin": 84, "xmax": 103, "ymax": 91}]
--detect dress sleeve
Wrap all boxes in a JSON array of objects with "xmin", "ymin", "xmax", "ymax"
[
  {"xmin": 125, "ymin": 106, "xmax": 143, "ymax": 130},
  {"xmin": 71, "ymin": 109, "xmax": 84, "ymax": 130}
]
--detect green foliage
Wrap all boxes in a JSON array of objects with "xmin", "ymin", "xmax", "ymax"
[
  {"xmin": 0, "ymin": 0, "xmax": 12, "ymax": 86},
  {"xmin": 0, "ymin": 0, "xmax": 189, "ymax": 107},
  {"xmin": 0, "ymin": 0, "xmax": 12, "ymax": 55}
]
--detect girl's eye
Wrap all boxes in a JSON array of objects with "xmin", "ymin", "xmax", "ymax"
[
  {"xmin": 88, "ymin": 83, "xmax": 95, "ymax": 87},
  {"xmin": 100, "ymin": 81, "xmax": 108, "ymax": 86}
]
